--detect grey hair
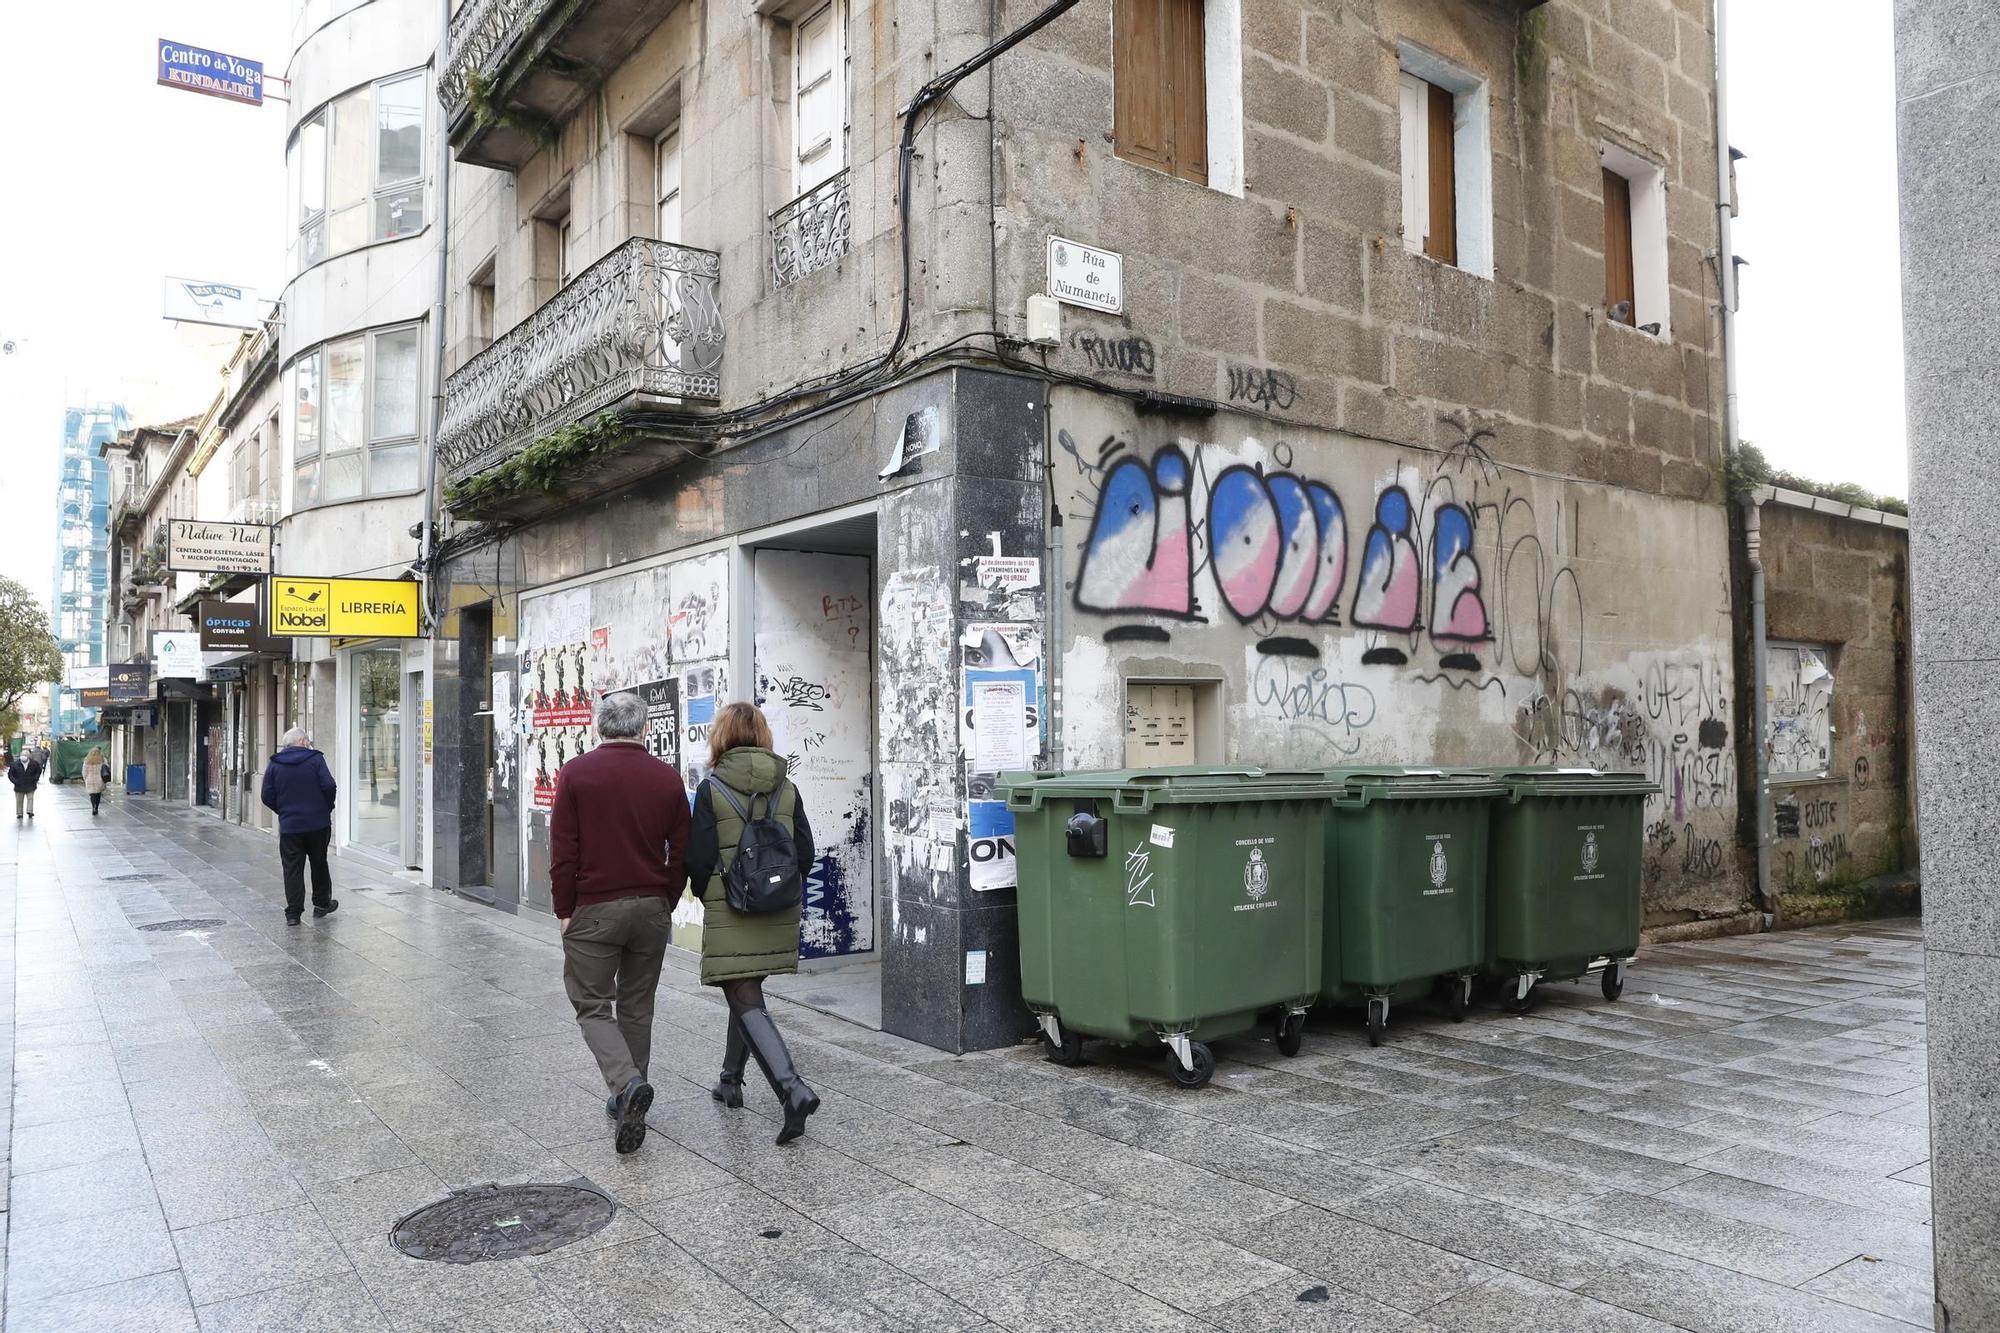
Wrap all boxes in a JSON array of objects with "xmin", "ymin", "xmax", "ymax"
[
  {"xmin": 595, "ymin": 692, "xmax": 647, "ymax": 740},
  {"xmin": 281, "ymin": 726, "xmax": 311, "ymax": 748}
]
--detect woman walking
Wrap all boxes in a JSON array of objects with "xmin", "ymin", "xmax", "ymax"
[
  {"xmin": 83, "ymin": 746, "xmax": 109, "ymax": 815},
  {"xmin": 685, "ymin": 702, "xmax": 820, "ymax": 1144}
]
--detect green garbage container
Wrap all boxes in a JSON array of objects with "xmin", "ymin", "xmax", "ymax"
[
  {"xmin": 1458, "ymin": 767, "xmax": 1659, "ymax": 1009},
  {"xmin": 1320, "ymin": 769, "xmax": 1505, "ymax": 1046},
  {"xmin": 1003, "ymin": 768, "xmax": 1328, "ymax": 1089}
]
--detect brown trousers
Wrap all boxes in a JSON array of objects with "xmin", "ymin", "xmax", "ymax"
[{"xmin": 562, "ymin": 896, "xmax": 672, "ymax": 1092}]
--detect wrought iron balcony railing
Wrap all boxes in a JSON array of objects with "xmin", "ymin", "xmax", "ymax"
[
  {"xmin": 770, "ymin": 170, "xmax": 852, "ymax": 289},
  {"xmin": 437, "ymin": 236, "xmax": 724, "ymax": 487},
  {"xmin": 439, "ymin": 0, "xmax": 552, "ymax": 115}
]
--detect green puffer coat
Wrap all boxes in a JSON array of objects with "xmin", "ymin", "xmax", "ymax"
[{"xmin": 686, "ymin": 747, "xmax": 815, "ymax": 985}]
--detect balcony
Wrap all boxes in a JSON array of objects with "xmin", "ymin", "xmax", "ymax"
[
  {"xmin": 770, "ymin": 170, "xmax": 853, "ymax": 289},
  {"xmin": 441, "ymin": 0, "xmax": 682, "ymax": 169},
  {"xmin": 438, "ymin": 236, "xmax": 724, "ymax": 501}
]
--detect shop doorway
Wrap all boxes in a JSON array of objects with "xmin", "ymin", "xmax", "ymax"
[
  {"xmin": 745, "ymin": 511, "xmax": 880, "ymax": 1027},
  {"xmin": 351, "ymin": 648, "xmax": 403, "ymax": 857}
]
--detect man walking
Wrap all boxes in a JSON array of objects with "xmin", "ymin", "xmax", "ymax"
[
  {"xmin": 550, "ymin": 691, "xmax": 690, "ymax": 1154},
  {"xmin": 8, "ymin": 747, "xmax": 42, "ymax": 819},
  {"xmin": 260, "ymin": 727, "xmax": 339, "ymax": 924}
]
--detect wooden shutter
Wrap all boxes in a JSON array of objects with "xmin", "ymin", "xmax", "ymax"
[
  {"xmin": 1167, "ymin": 0, "xmax": 1208, "ymax": 186},
  {"xmin": 1603, "ymin": 167, "xmax": 1635, "ymax": 323},
  {"xmin": 1114, "ymin": 0, "xmax": 1207, "ymax": 186},
  {"xmin": 1425, "ymin": 82, "xmax": 1457, "ymax": 265},
  {"xmin": 1399, "ymin": 73, "xmax": 1426, "ymax": 253}
]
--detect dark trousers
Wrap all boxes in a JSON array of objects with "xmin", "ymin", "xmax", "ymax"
[
  {"xmin": 88, "ymin": 793, "xmax": 101, "ymax": 814},
  {"xmin": 280, "ymin": 827, "xmax": 334, "ymax": 915},
  {"xmin": 562, "ymin": 896, "xmax": 672, "ymax": 1092}
]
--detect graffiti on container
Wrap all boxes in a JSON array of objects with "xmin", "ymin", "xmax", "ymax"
[{"xmin": 1124, "ymin": 846, "xmax": 1156, "ymax": 909}]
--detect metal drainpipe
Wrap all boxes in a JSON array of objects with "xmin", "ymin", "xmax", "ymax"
[
  {"xmin": 1045, "ymin": 398, "xmax": 1065, "ymax": 772},
  {"xmin": 1712, "ymin": 0, "xmax": 1770, "ymax": 917},
  {"xmin": 418, "ymin": 0, "xmax": 452, "ymax": 616},
  {"xmin": 1745, "ymin": 493, "xmax": 1774, "ymax": 919}
]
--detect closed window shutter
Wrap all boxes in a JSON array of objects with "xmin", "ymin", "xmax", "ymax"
[
  {"xmin": 1167, "ymin": 0, "xmax": 1208, "ymax": 186},
  {"xmin": 1115, "ymin": 0, "xmax": 1207, "ymax": 185},
  {"xmin": 1399, "ymin": 72, "xmax": 1427, "ymax": 253},
  {"xmin": 1114, "ymin": 0, "xmax": 1173, "ymax": 174},
  {"xmin": 1603, "ymin": 167, "xmax": 1635, "ymax": 322},
  {"xmin": 795, "ymin": 3, "xmax": 843, "ymax": 193},
  {"xmin": 1425, "ymin": 81, "xmax": 1457, "ymax": 265}
]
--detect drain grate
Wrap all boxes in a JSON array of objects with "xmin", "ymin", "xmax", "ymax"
[
  {"xmin": 137, "ymin": 918, "xmax": 227, "ymax": 932},
  {"xmin": 103, "ymin": 873, "xmax": 161, "ymax": 882},
  {"xmin": 392, "ymin": 1182, "xmax": 616, "ymax": 1264}
]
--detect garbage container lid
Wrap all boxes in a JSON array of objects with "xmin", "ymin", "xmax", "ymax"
[
  {"xmin": 1000, "ymin": 767, "xmax": 1333, "ymax": 811},
  {"xmin": 1325, "ymin": 769, "xmax": 1508, "ymax": 803},
  {"xmin": 1443, "ymin": 766, "xmax": 1661, "ymax": 798}
]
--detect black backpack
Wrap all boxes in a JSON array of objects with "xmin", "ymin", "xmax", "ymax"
[{"xmin": 711, "ymin": 781, "xmax": 803, "ymax": 915}]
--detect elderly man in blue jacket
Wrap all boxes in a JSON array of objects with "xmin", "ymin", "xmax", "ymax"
[{"xmin": 260, "ymin": 727, "xmax": 339, "ymax": 924}]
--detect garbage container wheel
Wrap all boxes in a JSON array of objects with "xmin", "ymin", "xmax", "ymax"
[
  {"xmin": 1041, "ymin": 1026, "xmax": 1087, "ymax": 1067},
  {"xmin": 1365, "ymin": 997, "xmax": 1389, "ymax": 1048},
  {"xmin": 1441, "ymin": 976, "xmax": 1469, "ymax": 1023},
  {"xmin": 1166, "ymin": 1041, "xmax": 1214, "ymax": 1089},
  {"xmin": 1600, "ymin": 964, "xmax": 1625, "ymax": 1003},
  {"xmin": 1503, "ymin": 982, "xmax": 1537, "ymax": 1015},
  {"xmin": 1275, "ymin": 1011, "xmax": 1306, "ymax": 1058}
]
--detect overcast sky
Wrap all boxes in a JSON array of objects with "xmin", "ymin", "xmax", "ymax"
[{"xmin": 0, "ymin": 2, "xmax": 1910, "ymax": 617}]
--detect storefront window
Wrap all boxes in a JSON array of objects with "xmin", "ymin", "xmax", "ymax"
[{"xmin": 352, "ymin": 649, "xmax": 402, "ymax": 855}]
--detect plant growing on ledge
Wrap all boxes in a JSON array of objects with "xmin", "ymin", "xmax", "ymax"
[
  {"xmin": 443, "ymin": 412, "xmax": 633, "ymax": 513},
  {"xmin": 462, "ymin": 69, "xmax": 556, "ymax": 148},
  {"xmin": 1728, "ymin": 441, "xmax": 1908, "ymax": 516}
]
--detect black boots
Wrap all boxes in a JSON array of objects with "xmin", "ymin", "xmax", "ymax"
[
  {"xmin": 712, "ymin": 1015, "xmax": 748, "ymax": 1109},
  {"xmin": 737, "ymin": 1007, "xmax": 819, "ymax": 1145}
]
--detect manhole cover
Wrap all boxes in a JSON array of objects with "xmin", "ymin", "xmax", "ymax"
[
  {"xmin": 392, "ymin": 1182, "xmax": 615, "ymax": 1263},
  {"xmin": 136, "ymin": 918, "xmax": 227, "ymax": 932}
]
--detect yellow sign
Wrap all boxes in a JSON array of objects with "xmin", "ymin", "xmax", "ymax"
[{"xmin": 266, "ymin": 577, "xmax": 421, "ymax": 638}]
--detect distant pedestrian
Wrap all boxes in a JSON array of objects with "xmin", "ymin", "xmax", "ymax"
[
  {"xmin": 550, "ymin": 691, "xmax": 690, "ymax": 1155},
  {"xmin": 686, "ymin": 702, "xmax": 820, "ymax": 1145},
  {"xmin": 259, "ymin": 727, "xmax": 339, "ymax": 925},
  {"xmin": 83, "ymin": 746, "xmax": 108, "ymax": 815},
  {"xmin": 8, "ymin": 748, "xmax": 42, "ymax": 820}
]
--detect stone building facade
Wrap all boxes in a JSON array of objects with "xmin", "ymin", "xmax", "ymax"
[
  {"xmin": 1750, "ymin": 486, "xmax": 1916, "ymax": 919},
  {"xmin": 430, "ymin": 0, "xmax": 1748, "ymax": 1052}
]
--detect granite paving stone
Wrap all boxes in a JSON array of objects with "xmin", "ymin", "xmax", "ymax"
[
  {"xmin": 0, "ymin": 791, "xmax": 1941, "ymax": 1330},
  {"xmin": 3, "ymin": 1269, "xmax": 200, "ymax": 1333},
  {"xmin": 1803, "ymin": 1255, "xmax": 1938, "ymax": 1330},
  {"xmin": 191, "ymin": 1271, "xmax": 389, "ymax": 1332}
]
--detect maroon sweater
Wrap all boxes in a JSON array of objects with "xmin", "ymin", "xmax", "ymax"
[{"xmin": 548, "ymin": 741, "xmax": 691, "ymax": 919}]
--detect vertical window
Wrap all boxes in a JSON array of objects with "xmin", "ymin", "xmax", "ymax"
[
  {"xmin": 1603, "ymin": 168, "xmax": 1635, "ymax": 324},
  {"xmin": 368, "ymin": 326, "xmax": 421, "ymax": 493},
  {"xmin": 375, "ymin": 72, "xmax": 426, "ymax": 242},
  {"xmin": 1113, "ymin": 0, "xmax": 1208, "ymax": 187},
  {"xmin": 793, "ymin": 2, "xmax": 846, "ymax": 194},
  {"xmin": 469, "ymin": 260, "xmax": 496, "ymax": 355},
  {"xmin": 1600, "ymin": 143, "xmax": 1670, "ymax": 337},
  {"xmin": 1399, "ymin": 73, "xmax": 1456, "ymax": 264},
  {"xmin": 656, "ymin": 129, "xmax": 682, "ymax": 244},
  {"xmin": 1397, "ymin": 45, "xmax": 1492, "ymax": 277},
  {"xmin": 293, "ymin": 352, "xmax": 322, "ymax": 510},
  {"xmin": 558, "ymin": 214, "xmax": 576, "ymax": 287},
  {"xmin": 297, "ymin": 116, "xmax": 328, "ymax": 265}
]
